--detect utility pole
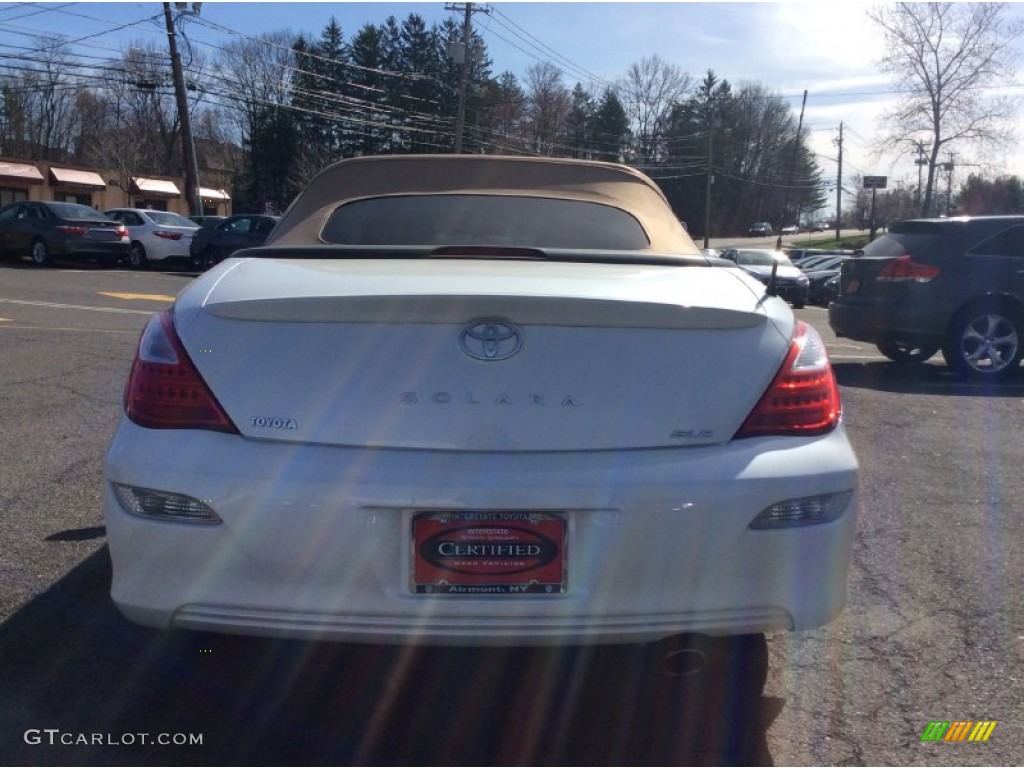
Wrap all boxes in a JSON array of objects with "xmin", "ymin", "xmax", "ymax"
[
  {"xmin": 446, "ymin": 3, "xmax": 488, "ymax": 153},
  {"xmin": 943, "ymin": 152, "xmax": 956, "ymax": 216},
  {"xmin": 163, "ymin": 2, "xmax": 202, "ymax": 215},
  {"xmin": 834, "ymin": 122, "xmax": 843, "ymax": 241},
  {"xmin": 703, "ymin": 97, "xmax": 714, "ymax": 249}
]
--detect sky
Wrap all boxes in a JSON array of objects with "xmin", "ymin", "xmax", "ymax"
[{"xmin": 2, "ymin": 1, "xmax": 1023, "ymax": 213}]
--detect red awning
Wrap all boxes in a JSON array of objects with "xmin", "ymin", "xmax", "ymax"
[
  {"xmin": 0, "ymin": 162, "xmax": 44, "ymax": 184},
  {"xmin": 49, "ymin": 166, "xmax": 107, "ymax": 189}
]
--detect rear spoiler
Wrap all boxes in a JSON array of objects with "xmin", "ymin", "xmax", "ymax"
[{"xmin": 227, "ymin": 244, "xmax": 717, "ymax": 268}]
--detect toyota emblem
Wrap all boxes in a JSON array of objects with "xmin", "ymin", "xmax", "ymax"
[{"xmin": 458, "ymin": 319, "xmax": 524, "ymax": 361}]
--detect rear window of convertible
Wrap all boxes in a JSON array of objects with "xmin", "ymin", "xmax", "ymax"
[{"xmin": 320, "ymin": 195, "xmax": 651, "ymax": 250}]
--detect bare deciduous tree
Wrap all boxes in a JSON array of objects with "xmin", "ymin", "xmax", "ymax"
[
  {"xmin": 213, "ymin": 31, "xmax": 296, "ymax": 149},
  {"xmin": 524, "ymin": 62, "xmax": 570, "ymax": 155},
  {"xmin": 0, "ymin": 36, "xmax": 82, "ymax": 160},
  {"xmin": 619, "ymin": 55, "xmax": 693, "ymax": 165},
  {"xmin": 869, "ymin": 2, "xmax": 1023, "ymax": 215}
]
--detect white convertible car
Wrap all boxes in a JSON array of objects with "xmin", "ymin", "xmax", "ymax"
[{"xmin": 104, "ymin": 155, "xmax": 858, "ymax": 648}]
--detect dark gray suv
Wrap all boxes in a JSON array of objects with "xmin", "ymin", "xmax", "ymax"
[{"xmin": 829, "ymin": 215, "xmax": 1024, "ymax": 378}]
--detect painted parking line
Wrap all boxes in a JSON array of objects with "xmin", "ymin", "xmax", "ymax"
[
  {"xmin": 98, "ymin": 292, "xmax": 175, "ymax": 302},
  {"xmin": 0, "ymin": 324, "xmax": 137, "ymax": 334},
  {"xmin": 0, "ymin": 298, "xmax": 153, "ymax": 315}
]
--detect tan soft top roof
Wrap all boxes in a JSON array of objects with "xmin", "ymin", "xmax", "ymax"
[{"xmin": 268, "ymin": 155, "xmax": 697, "ymax": 253}]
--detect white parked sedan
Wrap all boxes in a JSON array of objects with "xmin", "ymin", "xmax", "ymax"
[
  {"xmin": 103, "ymin": 208, "xmax": 199, "ymax": 269},
  {"xmin": 104, "ymin": 155, "xmax": 858, "ymax": 651}
]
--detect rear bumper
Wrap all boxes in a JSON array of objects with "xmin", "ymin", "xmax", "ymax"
[
  {"xmin": 829, "ymin": 299, "xmax": 947, "ymax": 347},
  {"xmin": 143, "ymin": 239, "xmax": 194, "ymax": 262},
  {"xmin": 105, "ymin": 421, "xmax": 859, "ymax": 645},
  {"xmin": 56, "ymin": 238, "xmax": 129, "ymax": 259}
]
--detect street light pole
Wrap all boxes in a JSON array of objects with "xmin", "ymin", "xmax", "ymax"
[{"xmin": 163, "ymin": 2, "xmax": 202, "ymax": 216}]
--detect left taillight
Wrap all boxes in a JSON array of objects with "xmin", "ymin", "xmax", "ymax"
[
  {"xmin": 734, "ymin": 321, "xmax": 841, "ymax": 438},
  {"xmin": 153, "ymin": 230, "xmax": 183, "ymax": 240},
  {"xmin": 876, "ymin": 254, "xmax": 940, "ymax": 282},
  {"xmin": 124, "ymin": 309, "xmax": 238, "ymax": 433}
]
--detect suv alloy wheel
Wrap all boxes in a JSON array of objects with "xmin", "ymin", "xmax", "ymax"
[{"xmin": 942, "ymin": 302, "xmax": 1023, "ymax": 379}]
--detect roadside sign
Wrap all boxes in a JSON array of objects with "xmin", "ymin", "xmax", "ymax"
[{"xmin": 863, "ymin": 176, "xmax": 888, "ymax": 189}]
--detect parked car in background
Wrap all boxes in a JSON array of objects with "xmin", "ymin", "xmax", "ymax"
[
  {"xmin": 719, "ymin": 247, "xmax": 809, "ymax": 308},
  {"xmin": 0, "ymin": 200, "xmax": 129, "ymax": 266},
  {"xmin": 829, "ymin": 215, "xmax": 1024, "ymax": 377},
  {"xmin": 795, "ymin": 250, "xmax": 849, "ymax": 269},
  {"xmin": 104, "ymin": 154, "xmax": 858, "ymax": 667},
  {"xmin": 188, "ymin": 213, "xmax": 280, "ymax": 269},
  {"xmin": 786, "ymin": 247, "xmax": 832, "ymax": 264},
  {"xmin": 799, "ymin": 254, "xmax": 849, "ymax": 273},
  {"xmin": 748, "ymin": 221, "xmax": 773, "ymax": 236},
  {"xmin": 104, "ymin": 208, "xmax": 199, "ymax": 269},
  {"xmin": 821, "ymin": 273, "xmax": 841, "ymax": 305},
  {"xmin": 803, "ymin": 256, "xmax": 851, "ymax": 306},
  {"xmin": 780, "ymin": 224, "xmax": 801, "ymax": 235}
]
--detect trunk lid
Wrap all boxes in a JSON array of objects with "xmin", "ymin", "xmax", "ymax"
[{"xmin": 174, "ymin": 258, "xmax": 791, "ymax": 451}]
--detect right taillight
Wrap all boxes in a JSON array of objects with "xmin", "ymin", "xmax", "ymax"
[
  {"xmin": 124, "ymin": 309, "xmax": 238, "ymax": 433},
  {"xmin": 876, "ymin": 254, "xmax": 941, "ymax": 282},
  {"xmin": 735, "ymin": 321, "xmax": 841, "ymax": 438}
]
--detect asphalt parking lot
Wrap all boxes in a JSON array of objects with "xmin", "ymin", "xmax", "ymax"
[{"xmin": 1, "ymin": 261, "xmax": 1021, "ymax": 766}]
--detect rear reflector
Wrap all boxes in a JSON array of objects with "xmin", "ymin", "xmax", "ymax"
[
  {"xmin": 124, "ymin": 309, "xmax": 238, "ymax": 433},
  {"xmin": 734, "ymin": 321, "xmax": 841, "ymax": 438},
  {"xmin": 877, "ymin": 254, "xmax": 940, "ymax": 282},
  {"xmin": 112, "ymin": 483, "xmax": 221, "ymax": 524},
  {"xmin": 749, "ymin": 491, "xmax": 852, "ymax": 529}
]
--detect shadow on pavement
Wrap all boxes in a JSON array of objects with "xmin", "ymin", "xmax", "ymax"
[
  {"xmin": 0, "ymin": 548, "xmax": 777, "ymax": 766},
  {"xmin": 833, "ymin": 360, "xmax": 1024, "ymax": 397}
]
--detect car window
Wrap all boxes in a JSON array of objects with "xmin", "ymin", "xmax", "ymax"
[
  {"xmin": 49, "ymin": 202, "xmax": 110, "ymax": 221},
  {"xmin": 147, "ymin": 211, "xmax": 195, "ymax": 227},
  {"xmin": 321, "ymin": 195, "xmax": 651, "ymax": 250},
  {"xmin": 861, "ymin": 232, "xmax": 943, "ymax": 258},
  {"xmin": 224, "ymin": 217, "xmax": 252, "ymax": 233},
  {"xmin": 27, "ymin": 204, "xmax": 46, "ymax": 220},
  {"xmin": 0, "ymin": 204, "xmax": 22, "ymax": 221},
  {"xmin": 967, "ymin": 225, "xmax": 1024, "ymax": 258},
  {"xmin": 254, "ymin": 217, "xmax": 276, "ymax": 235},
  {"xmin": 115, "ymin": 212, "xmax": 143, "ymax": 226},
  {"xmin": 736, "ymin": 250, "xmax": 791, "ymax": 267}
]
